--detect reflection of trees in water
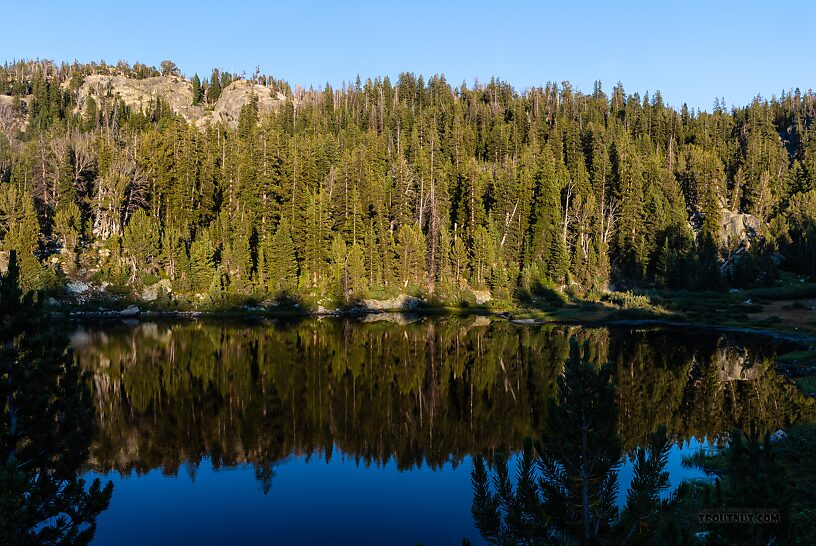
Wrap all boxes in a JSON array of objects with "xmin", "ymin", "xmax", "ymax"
[
  {"xmin": 470, "ymin": 340, "xmax": 676, "ymax": 546},
  {"xmin": 1, "ymin": 254, "xmax": 112, "ymax": 545},
  {"xmin": 73, "ymin": 318, "xmax": 815, "ymax": 483},
  {"xmin": 469, "ymin": 335, "xmax": 815, "ymax": 546}
]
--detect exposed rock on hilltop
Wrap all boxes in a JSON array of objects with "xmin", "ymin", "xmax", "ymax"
[
  {"xmin": 208, "ymin": 80, "xmax": 285, "ymax": 126},
  {"xmin": 0, "ymin": 95, "xmax": 27, "ymax": 132},
  {"xmin": 74, "ymin": 74, "xmax": 204, "ymax": 121},
  {"xmin": 70, "ymin": 75, "xmax": 286, "ymax": 128}
]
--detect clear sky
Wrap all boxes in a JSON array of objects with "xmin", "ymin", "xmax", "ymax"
[{"xmin": 1, "ymin": 0, "xmax": 813, "ymax": 111}]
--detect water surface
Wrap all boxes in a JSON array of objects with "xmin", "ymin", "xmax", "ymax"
[{"xmin": 67, "ymin": 317, "xmax": 809, "ymax": 545}]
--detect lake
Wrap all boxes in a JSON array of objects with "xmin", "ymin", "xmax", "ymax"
[{"xmin": 63, "ymin": 316, "xmax": 809, "ymax": 545}]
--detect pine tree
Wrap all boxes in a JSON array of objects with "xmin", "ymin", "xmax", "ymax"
[
  {"xmin": 268, "ymin": 218, "xmax": 297, "ymax": 295},
  {"xmin": 192, "ymin": 74, "xmax": 203, "ymax": 105},
  {"xmin": 122, "ymin": 209, "xmax": 161, "ymax": 279},
  {"xmin": 207, "ymin": 69, "xmax": 222, "ymax": 104},
  {"xmin": 396, "ymin": 223, "xmax": 426, "ymax": 290},
  {"xmin": 54, "ymin": 201, "xmax": 83, "ymax": 265},
  {"xmin": 347, "ymin": 241, "xmax": 366, "ymax": 295}
]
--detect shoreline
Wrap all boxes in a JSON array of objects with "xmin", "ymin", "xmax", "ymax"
[{"xmin": 52, "ymin": 303, "xmax": 815, "ymax": 345}]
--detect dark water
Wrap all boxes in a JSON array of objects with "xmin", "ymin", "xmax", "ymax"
[{"xmin": 63, "ymin": 316, "xmax": 810, "ymax": 545}]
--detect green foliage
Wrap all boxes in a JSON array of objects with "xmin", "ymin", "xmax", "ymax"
[
  {"xmin": 191, "ymin": 73, "xmax": 203, "ymax": 105},
  {"xmin": 603, "ymin": 291, "xmax": 653, "ymax": 310},
  {"xmin": 189, "ymin": 228, "xmax": 216, "ymax": 292},
  {"xmin": 122, "ymin": 209, "xmax": 160, "ymax": 278},
  {"xmin": 54, "ymin": 201, "xmax": 83, "ymax": 253},
  {"xmin": 207, "ymin": 68, "xmax": 222, "ymax": 103},
  {"xmin": 267, "ymin": 218, "xmax": 298, "ymax": 295},
  {"xmin": 0, "ymin": 61, "xmax": 814, "ymax": 303}
]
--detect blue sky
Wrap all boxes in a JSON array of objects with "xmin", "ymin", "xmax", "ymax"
[{"xmin": 1, "ymin": 0, "xmax": 813, "ymax": 111}]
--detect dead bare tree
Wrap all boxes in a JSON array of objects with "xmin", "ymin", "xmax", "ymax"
[{"xmin": 93, "ymin": 157, "xmax": 147, "ymax": 240}]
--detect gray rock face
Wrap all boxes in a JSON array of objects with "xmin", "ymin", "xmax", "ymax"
[
  {"xmin": 140, "ymin": 279, "xmax": 173, "ymax": 302},
  {"xmin": 72, "ymin": 75, "xmax": 286, "ymax": 129},
  {"xmin": 206, "ymin": 80, "xmax": 285, "ymax": 127},
  {"xmin": 720, "ymin": 209, "xmax": 761, "ymax": 250},
  {"xmin": 0, "ymin": 95, "xmax": 27, "ymax": 133},
  {"xmin": 75, "ymin": 74, "xmax": 203, "ymax": 121}
]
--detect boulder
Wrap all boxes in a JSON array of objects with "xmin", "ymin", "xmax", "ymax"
[
  {"xmin": 362, "ymin": 294, "xmax": 422, "ymax": 311},
  {"xmin": 141, "ymin": 279, "xmax": 173, "ymax": 302},
  {"xmin": 769, "ymin": 429, "xmax": 787, "ymax": 443},
  {"xmin": 473, "ymin": 290, "xmax": 492, "ymax": 305},
  {"xmin": 316, "ymin": 305, "xmax": 340, "ymax": 315},
  {"xmin": 119, "ymin": 305, "xmax": 141, "ymax": 317},
  {"xmin": 67, "ymin": 281, "xmax": 90, "ymax": 294}
]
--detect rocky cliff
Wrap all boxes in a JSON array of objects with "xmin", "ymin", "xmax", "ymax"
[{"xmin": 69, "ymin": 74, "xmax": 286, "ymax": 128}]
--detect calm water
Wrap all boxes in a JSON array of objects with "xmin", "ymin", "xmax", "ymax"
[{"xmin": 64, "ymin": 316, "xmax": 808, "ymax": 545}]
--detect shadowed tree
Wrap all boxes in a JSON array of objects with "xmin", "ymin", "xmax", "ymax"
[{"xmin": 0, "ymin": 252, "xmax": 113, "ymax": 545}]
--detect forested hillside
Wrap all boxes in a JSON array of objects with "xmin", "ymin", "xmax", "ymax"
[{"xmin": 1, "ymin": 59, "xmax": 815, "ymax": 307}]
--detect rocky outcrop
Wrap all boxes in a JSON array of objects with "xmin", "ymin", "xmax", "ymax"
[
  {"xmin": 472, "ymin": 290, "xmax": 492, "ymax": 305},
  {"xmin": 205, "ymin": 80, "xmax": 285, "ymax": 127},
  {"xmin": 74, "ymin": 74, "xmax": 204, "ymax": 121},
  {"xmin": 71, "ymin": 75, "xmax": 286, "ymax": 129},
  {"xmin": 720, "ymin": 209, "xmax": 761, "ymax": 250},
  {"xmin": 0, "ymin": 95, "xmax": 27, "ymax": 133}
]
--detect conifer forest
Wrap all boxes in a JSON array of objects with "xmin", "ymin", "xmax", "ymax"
[
  {"xmin": 2, "ymin": 59, "xmax": 815, "ymax": 305},
  {"xmin": 4, "ymin": 51, "xmax": 816, "ymax": 546}
]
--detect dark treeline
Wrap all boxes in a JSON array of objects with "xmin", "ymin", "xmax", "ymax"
[
  {"xmin": 73, "ymin": 319, "xmax": 814, "ymax": 477},
  {"xmin": 1, "ymin": 59, "xmax": 816, "ymax": 302}
]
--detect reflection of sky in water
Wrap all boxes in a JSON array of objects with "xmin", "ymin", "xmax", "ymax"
[{"xmin": 86, "ymin": 440, "xmax": 714, "ymax": 546}]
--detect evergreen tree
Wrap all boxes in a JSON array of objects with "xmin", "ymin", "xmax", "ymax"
[
  {"xmin": 192, "ymin": 73, "xmax": 203, "ymax": 105},
  {"xmin": 207, "ymin": 68, "xmax": 222, "ymax": 104},
  {"xmin": 122, "ymin": 209, "xmax": 161, "ymax": 279},
  {"xmin": 189, "ymin": 229, "xmax": 216, "ymax": 292},
  {"xmin": 268, "ymin": 218, "xmax": 297, "ymax": 294}
]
